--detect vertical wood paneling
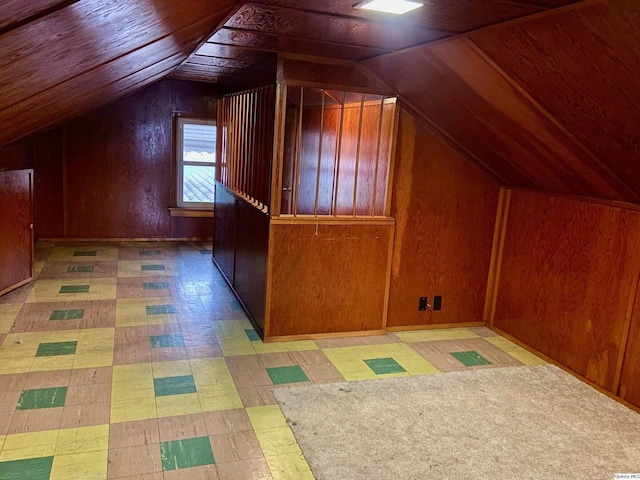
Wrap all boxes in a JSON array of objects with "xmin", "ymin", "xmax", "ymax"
[
  {"xmin": 0, "ymin": 169, "xmax": 33, "ymax": 296},
  {"xmin": 619, "ymin": 294, "xmax": 640, "ymax": 407},
  {"xmin": 213, "ymin": 182, "xmax": 237, "ymax": 284},
  {"xmin": 32, "ymin": 130, "xmax": 64, "ymax": 239},
  {"xmin": 0, "ymin": 140, "xmax": 32, "ymax": 171},
  {"xmin": 267, "ymin": 221, "xmax": 393, "ymax": 337},
  {"xmin": 31, "ymin": 79, "xmax": 217, "ymax": 239},
  {"xmin": 494, "ymin": 190, "xmax": 640, "ymax": 391},
  {"xmin": 388, "ymin": 109, "xmax": 499, "ymax": 327}
]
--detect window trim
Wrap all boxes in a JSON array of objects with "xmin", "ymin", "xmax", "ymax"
[{"xmin": 175, "ymin": 116, "xmax": 217, "ymax": 210}]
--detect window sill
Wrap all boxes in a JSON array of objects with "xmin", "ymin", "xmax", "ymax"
[{"xmin": 169, "ymin": 208, "xmax": 213, "ymax": 218}]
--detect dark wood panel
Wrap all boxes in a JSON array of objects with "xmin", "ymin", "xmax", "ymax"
[
  {"xmin": 0, "ymin": 170, "xmax": 33, "ymax": 296},
  {"xmin": 209, "ymin": 27, "xmax": 392, "ymax": 60},
  {"xmin": 234, "ymin": 200, "xmax": 270, "ymax": 332},
  {"xmin": 388, "ymin": 110, "xmax": 499, "ymax": 327},
  {"xmin": 170, "ymin": 217, "xmax": 213, "ymax": 239},
  {"xmin": 0, "ymin": 140, "xmax": 32, "ymax": 171},
  {"xmin": 0, "ymin": 0, "xmax": 75, "ymax": 33},
  {"xmin": 227, "ymin": 4, "xmax": 443, "ymax": 50},
  {"xmin": 196, "ymin": 43, "xmax": 273, "ymax": 64},
  {"xmin": 213, "ymin": 182, "xmax": 237, "ymax": 284},
  {"xmin": 33, "ymin": 129, "xmax": 64, "ymax": 239},
  {"xmin": 494, "ymin": 190, "xmax": 640, "ymax": 390},
  {"xmin": 280, "ymin": 58, "xmax": 389, "ymax": 92},
  {"xmin": 364, "ymin": 38, "xmax": 639, "ymax": 202},
  {"xmin": 0, "ymin": 14, "xmax": 226, "ymax": 146},
  {"xmin": 268, "ymin": 222, "xmax": 393, "ymax": 336},
  {"xmin": 619, "ymin": 294, "xmax": 640, "ymax": 408},
  {"xmin": 471, "ymin": 0, "xmax": 640, "ymax": 201},
  {"xmin": 250, "ymin": 0, "xmax": 547, "ymax": 32}
]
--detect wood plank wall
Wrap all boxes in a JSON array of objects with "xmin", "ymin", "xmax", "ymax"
[
  {"xmin": 16, "ymin": 79, "xmax": 217, "ymax": 240},
  {"xmin": 492, "ymin": 190, "xmax": 640, "ymax": 395},
  {"xmin": 0, "ymin": 170, "xmax": 33, "ymax": 296},
  {"xmin": 387, "ymin": 109, "xmax": 499, "ymax": 328},
  {"xmin": 266, "ymin": 221, "xmax": 394, "ymax": 338}
]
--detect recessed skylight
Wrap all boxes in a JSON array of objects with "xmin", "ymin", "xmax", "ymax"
[{"xmin": 355, "ymin": 0, "xmax": 423, "ymax": 15}]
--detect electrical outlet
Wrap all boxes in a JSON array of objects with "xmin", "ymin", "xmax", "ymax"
[
  {"xmin": 433, "ymin": 296, "xmax": 442, "ymax": 311},
  {"xmin": 418, "ymin": 297, "xmax": 428, "ymax": 311}
]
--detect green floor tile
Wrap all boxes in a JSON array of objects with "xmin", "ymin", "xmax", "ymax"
[
  {"xmin": 140, "ymin": 250, "xmax": 161, "ymax": 256},
  {"xmin": 17, "ymin": 387, "xmax": 68, "ymax": 410},
  {"xmin": 199, "ymin": 250, "xmax": 212, "ymax": 255},
  {"xmin": 266, "ymin": 365, "xmax": 309, "ymax": 385},
  {"xmin": 35, "ymin": 341, "xmax": 78, "ymax": 357},
  {"xmin": 161, "ymin": 436, "xmax": 215, "ymax": 471},
  {"xmin": 59, "ymin": 284, "xmax": 90, "ymax": 294},
  {"xmin": 146, "ymin": 305, "xmax": 176, "ymax": 315},
  {"xmin": 0, "ymin": 456, "xmax": 54, "ymax": 480},
  {"xmin": 450, "ymin": 350, "xmax": 493, "ymax": 367},
  {"xmin": 230, "ymin": 301, "xmax": 243, "ymax": 311},
  {"xmin": 73, "ymin": 251, "xmax": 96, "ymax": 257},
  {"xmin": 141, "ymin": 264, "xmax": 165, "ymax": 271},
  {"xmin": 49, "ymin": 309, "xmax": 85, "ymax": 321},
  {"xmin": 143, "ymin": 282, "xmax": 169, "ymax": 290},
  {"xmin": 149, "ymin": 334, "xmax": 185, "ymax": 348},
  {"xmin": 154, "ymin": 375, "xmax": 197, "ymax": 397},
  {"xmin": 364, "ymin": 357, "xmax": 407, "ymax": 375},
  {"xmin": 244, "ymin": 329, "xmax": 261, "ymax": 342},
  {"xmin": 67, "ymin": 265, "xmax": 94, "ymax": 273}
]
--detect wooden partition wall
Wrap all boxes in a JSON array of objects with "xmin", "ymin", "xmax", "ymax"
[
  {"xmin": 489, "ymin": 189, "xmax": 640, "ymax": 410},
  {"xmin": 213, "ymin": 77, "xmax": 399, "ymax": 339}
]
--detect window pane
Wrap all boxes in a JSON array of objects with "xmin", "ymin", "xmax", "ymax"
[
  {"xmin": 183, "ymin": 124, "xmax": 216, "ymax": 163},
  {"xmin": 183, "ymin": 165, "xmax": 215, "ymax": 203}
]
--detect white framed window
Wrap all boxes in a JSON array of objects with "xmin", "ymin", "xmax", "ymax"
[{"xmin": 176, "ymin": 117, "xmax": 216, "ymax": 209}]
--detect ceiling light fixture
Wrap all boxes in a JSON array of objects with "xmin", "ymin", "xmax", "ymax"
[{"xmin": 355, "ymin": 0, "xmax": 423, "ymax": 15}]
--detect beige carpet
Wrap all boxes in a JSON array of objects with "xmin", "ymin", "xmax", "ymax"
[{"xmin": 274, "ymin": 365, "xmax": 640, "ymax": 480}]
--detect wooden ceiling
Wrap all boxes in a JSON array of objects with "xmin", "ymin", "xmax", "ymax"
[{"xmin": 3, "ymin": 0, "xmax": 640, "ymax": 204}]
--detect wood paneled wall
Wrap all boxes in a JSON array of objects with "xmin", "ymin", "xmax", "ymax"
[
  {"xmin": 213, "ymin": 182, "xmax": 270, "ymax": 332},
  {"xmin": 387, "ymin": 109, "xmax": 499, "ymax": 328},
  {"xmin": 0, "ymin": 170, "xmax": 33, "ymax": 296},
  {"xmin": 493, "ymin": 190, "xmax": 640, "ymax": 392},
  {"xmin": 620, "ymin": 299, "xmax": 640, "ymax": 408},
  {"xmin": 29, "ymin": 79, "xmax": 217, "ymax": 239},
  {"xmin": 266, "ymin": 220, "xmax": 394, "ymax": 337},
  {"xmin": 0, "ymin": 140, "xmax": 32, "ymax": 171}
]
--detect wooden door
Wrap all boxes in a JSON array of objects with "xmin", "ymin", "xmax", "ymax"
[{"xmin": 0, "ymin": 169, "xmax": 34, "ymax": 296}]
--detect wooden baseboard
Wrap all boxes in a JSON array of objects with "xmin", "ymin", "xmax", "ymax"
[
  {"xmin": 264, "ymin": 329, "xmax": 387, "ymax": 343},
  {"xmin": 0, "ymin": 276, "xmax": 33, "ymax": 297},
  {"xmin": 488, "ymin": 325, "xmax": 640, "ymax": 415},
  {"xmin": 386, "ymin": 322, "xmax": 484, "ymax": 332},
  {"xmin": 37, "ymin": 237, "xmax": 213, "ymax": 242}
]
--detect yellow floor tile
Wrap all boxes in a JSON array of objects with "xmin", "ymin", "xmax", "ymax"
[
  {"xmin": 0, "ymin": 304, "xmax": 21, "ymax": 333},
  {"xmin": 116, "ymin": 298, "xmax": 176, "ymax": 327},
  {"xmin": 25, "ymin": 278, "xmax": 117, "ymax": 303},
  {"xmin": 394, "ymin": 328, "xmax": 480, "ymax": 342},
  {"xmin": 110, "ymin": 397, "xmax": 157, "ymax": 423},
  {"xmin": 73, "ymin": 352, "xmax": 113, "ymax": 369},
  {"xmin": 253, "ymin": 427, "xmax": 301, "ymax": 457},
  {"xmin": 156, "ymin": 392, "xmax": 202, "ymax": 418},
  {"xmin": 56, "ymin": 425, "xmax": 109, "ymax": 455},
  {"xmin": 152, "ymin": 360, "xmax": 192, "ymax": 378},
  {"xmin": 111, "ymin": 380, "xmax": 155, "ymax": 402},
  {"xmin": 246, "ymin": 405, "xmax": 288, "ymax": 431},
  {"xmin": 485, "ymin": 337, "xmax": 546, "ymax": 366},
  {"xmin": 398, "ymin": 357, "xmax": 440, "ymax": 376},
  {"xmin": 49, "ymin": 247, "xmax": 118, "ymax": 262},
  {"xmin": 321, "ymin": 347, "xmax": 361, "ymax": 363},
  {"xmin": 50, "ymin": 450, "xmax": 109, "ymax": 480},
  {"xmin": 0, "ymin": 429, "xmax": 59, "ymax": 461},
  {"xmin": 266, "ymin": 452, "xmax": 315, "ymax": 480},
  {"xmin": 198, "ymin": 390, "xmax": 244, "ymax": 412},
  {"xmin": 32, "ymin": 355, "xmax": 76, "ymax": 371},
  {"xmin": 113, "ymin": 363, "xmax": 154, "ymax": 383},
  {"xmin": 0, "ymin": 436, "xmax": 5, "ymax": 452}
]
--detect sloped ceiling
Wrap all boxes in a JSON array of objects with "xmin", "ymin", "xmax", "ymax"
[{"xmin": 2, "ymin": 0, "xmax": 639, "ymax": 204}]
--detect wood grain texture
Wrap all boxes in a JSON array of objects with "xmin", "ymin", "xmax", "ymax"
[
  {"xmin": 170, "ymin": 217, "xmax": 213, "ymax": 239},
  {"xmin": 0, "ymin": 140, "xmax": 32, "ymax": 171},
  {"xmin": 364, "ymin": 36, "xmax": 638, "ymax": 202},
  {"xmin": 470, "ymin": 0, "xmax": 640, "ymax": 202},
  {"xmin": 494, "ymin": 190, "xmax": 640, "ymax": 391},
  {"xmin": 29, "ymin": 79, "xmax": 217, "ymax": 239},
  {"xmin": 32, "ymin": 129, "xmax": 65, "ymax": 239},
  {"xmin": 213, "ymin": 182, "xmax": 238, "ymax": 284},
  {"xmin": 0, "ymin": 2, "xmax": 234, "ymax": 146},
  {"xmin": 267, "ymin": 222, "xmax": 393, "ymax": 337},
  {"xmin": 619, "ymin": 291, "xmax": 640, "ymax": 408},
  {"xmin": 0, "ymin": 0, "xmax": 76, "ymax": 33},
  {"xmin": 388, "ymin": 109, "xmax": 499, "ymax": 327},
  {"xmin": 0, "ymin": 170, "xmax": 33, "ymax": 296}
]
